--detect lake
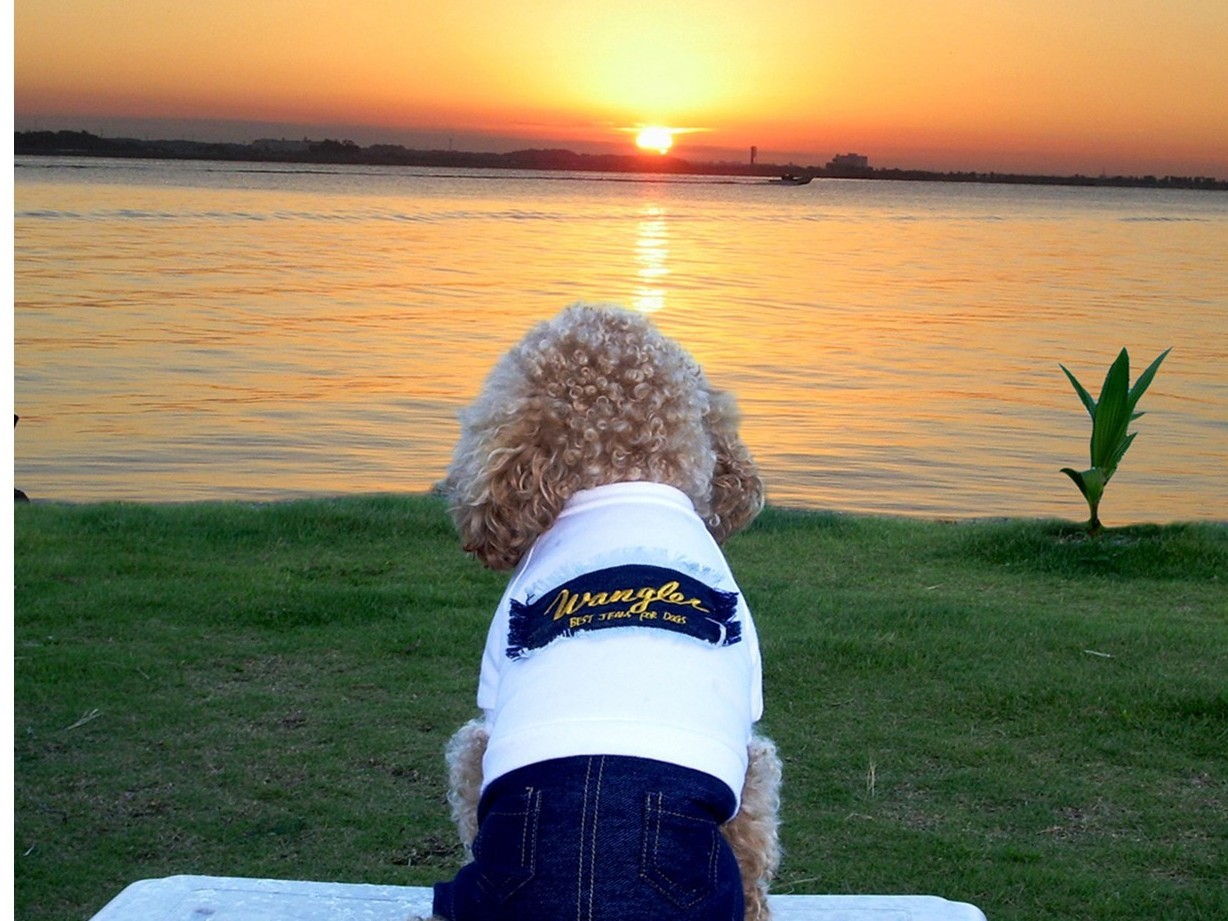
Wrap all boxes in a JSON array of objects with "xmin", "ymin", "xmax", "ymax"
[{"xmin": 13, "ymin": 156, "xmax": 1228, "ymax": 523}]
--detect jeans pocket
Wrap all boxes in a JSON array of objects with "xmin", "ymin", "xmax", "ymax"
[
  {"xmin": 640, "ymin": 791, "xmax": 720, "ymax": 909},
  {"xmin": 472, "ymin": 787, "xmax": 541, "ymax": 903}
]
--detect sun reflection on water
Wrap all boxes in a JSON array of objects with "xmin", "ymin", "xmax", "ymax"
[{"xmin": 633, "ymin": 205, "xmax": 669, "ymax": 313}]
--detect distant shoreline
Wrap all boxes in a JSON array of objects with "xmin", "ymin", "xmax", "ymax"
[{"xmin": 15, "ymin": 129, "xmax": 1227, "ymax": 191}]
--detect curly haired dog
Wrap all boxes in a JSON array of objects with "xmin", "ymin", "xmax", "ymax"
[{"xmin": 428, "ymin": 303, "xmax": 781, "ymax": 921}]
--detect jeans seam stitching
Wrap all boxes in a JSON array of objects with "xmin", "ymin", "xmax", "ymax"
[
  {"xmin": 585, "ymin": 756, "xmax": 605, "ymax": 921},
  {"xmin": 576, "ymin": 758, "xmax": 593, "ymax": 921}
]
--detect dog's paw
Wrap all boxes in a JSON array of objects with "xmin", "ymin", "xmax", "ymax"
[
  {"xmin": 724, "ymin": 734, "xmax": 783, "ymax": 921},
  {"xmin": 444, "ymin": 717, "xmax": 489, "ymax": 856}
]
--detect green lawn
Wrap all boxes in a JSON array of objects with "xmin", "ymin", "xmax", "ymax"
[{"xmin": 14, "ymin": 497, "xmax": 1228, "ymax": 920}]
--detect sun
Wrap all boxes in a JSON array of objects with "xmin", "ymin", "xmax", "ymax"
[{"xmin": 635, "ymin": 126, "xmax": 675, "ymax": 155}]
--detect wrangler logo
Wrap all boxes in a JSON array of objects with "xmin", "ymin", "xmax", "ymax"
[
  {"xmin": 546, "ymin": 580, "xmax": 709, "ymax": 621},
  {"xmin": 506, "ymin": 564, "xmax": 741, "ymax": 659}
]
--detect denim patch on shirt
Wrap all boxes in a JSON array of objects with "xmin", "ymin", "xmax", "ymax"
[{"xmin": 506, "ymin": 564, "xmax": 741, "ymax": 659}]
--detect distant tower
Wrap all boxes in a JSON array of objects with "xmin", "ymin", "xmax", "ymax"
[{"xmin": 750, "ymin": 146, "xmax": 757, "ymax": 165}]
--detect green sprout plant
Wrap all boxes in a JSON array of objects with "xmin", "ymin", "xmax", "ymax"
[{"xmin": 1060, "ymin": 347, "xmax": 1170, "ymax": 535}]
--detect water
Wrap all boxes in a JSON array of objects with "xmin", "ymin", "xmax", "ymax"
[{"xmin": 13, "ymin": 156, "xmax": 1228, "ymax": 523}]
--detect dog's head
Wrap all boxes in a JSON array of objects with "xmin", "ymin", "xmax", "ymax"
[{"xmin": 443, "ymin": 303, "xmax": 763, "ymax": 570}]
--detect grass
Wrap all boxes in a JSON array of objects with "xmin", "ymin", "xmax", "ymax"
[{"xmin": 14, "ymin": 496, "xmax": 1228, "ymax": 920}]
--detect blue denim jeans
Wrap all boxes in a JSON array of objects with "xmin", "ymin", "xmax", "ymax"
[{"xmin": 432, "ymin": 755, "xmax": 743, "ymax": 921}]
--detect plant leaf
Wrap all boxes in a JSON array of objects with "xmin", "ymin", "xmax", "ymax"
[
  {"xmin": 1061, "ymin": 467, "xmax": 1091, "ymax": 501},
  {"xmin": 1105, "ymin": 431, "xmax": 1138, "ymax": 477},
  {"xmin": 1060, "ymin": 364, "xmax": 1097, "ymax": 419},
  {"xmin": 1089, "ymin": 349, "xmax": 1131, "ymax": 471},
  {"xmin": 1061, "ymin": 467, "xmax": 1105, "ymax": 505},
  {"xmin": 1126, "ymin": 347, "xmax": 1171, "ymax": 415}
]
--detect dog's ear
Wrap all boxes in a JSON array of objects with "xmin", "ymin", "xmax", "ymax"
[
  {"xmin": 444, "ymin": 387, "xmax": 571, "ymax": 570},
  {"xmin": 703, "ymin": 386, "xmax": 764, "ymax": 543}
]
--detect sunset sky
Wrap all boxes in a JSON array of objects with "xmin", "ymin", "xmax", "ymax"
[{"xmin": 13, "ymin": 0, "xmax": 1228, "ymax": 177}]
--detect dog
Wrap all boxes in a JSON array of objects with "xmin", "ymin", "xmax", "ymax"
[{"xmin": 428, "ymin": 304, "xmax": 781, "ymax": 921}]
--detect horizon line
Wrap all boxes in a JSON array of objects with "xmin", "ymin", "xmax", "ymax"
[{"xmin": 13, "ymin": 126, "xmax": 1228, "ymax": 187}]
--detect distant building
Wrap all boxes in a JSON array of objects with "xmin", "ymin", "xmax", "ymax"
[{"xmin": 827, "ymin": 152, "xmax": 870, "ymax": 171}]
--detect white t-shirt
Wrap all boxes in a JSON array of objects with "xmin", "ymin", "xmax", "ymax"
[{"xmin": 477, "ymin": 482, "xmax": 763, "ymax": 804}]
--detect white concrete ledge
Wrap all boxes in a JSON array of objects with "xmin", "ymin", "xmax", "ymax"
[{"xmin": 89, "ymin": 875, "xmax": 988, "ymax": 920}]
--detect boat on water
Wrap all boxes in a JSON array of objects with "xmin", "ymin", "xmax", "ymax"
[{"xmin": 768, "ymin": 174, "xmax": 813, "ymax": 185}]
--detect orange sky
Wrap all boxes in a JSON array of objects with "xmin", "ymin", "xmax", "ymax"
[{"xmin": 13, "ymin": 0, "xmax": 1228, "ymax": 177}]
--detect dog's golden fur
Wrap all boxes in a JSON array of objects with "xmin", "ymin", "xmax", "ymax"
[
  {"xmin": 443, "ymin": 304, "xmax": 763, "ymax": 570},
  {"xmin": 432, "ymin": 304, "xmax": 781, "ymax": 920},
  {"xmin": 724, "ymin": 735, "xmax": 783, "ymax": 921}
]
